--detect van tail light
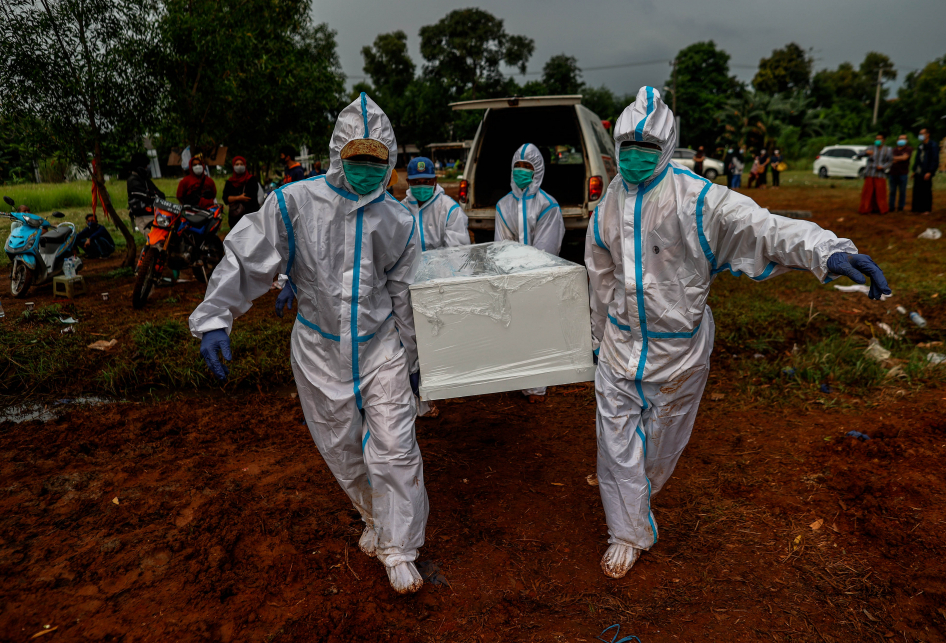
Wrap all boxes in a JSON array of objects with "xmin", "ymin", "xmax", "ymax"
[
  {"xmin": 589, "ymin": 175, "xmax": 603, "ymax": 201},
  {"xmin": 815, "ymin": 155, "xmax": 820, "ymax": 160},
  {"xmin": 459, "ymin": 180, "xmax": 468, "ymax": 203}
]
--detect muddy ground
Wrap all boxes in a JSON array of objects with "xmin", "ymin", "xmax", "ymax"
[{"xmin": 1, "ymin": 182, "xmax": 945, "ymax": 642}]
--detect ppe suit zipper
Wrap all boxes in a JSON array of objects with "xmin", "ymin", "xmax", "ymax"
[{"xmin": 351, "ymin": 206, "xmax": 365, "ymax": 409}]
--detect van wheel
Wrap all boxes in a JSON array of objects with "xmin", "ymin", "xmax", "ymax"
[
  {"xmin": 704, "ymin": 169, "xmax": 718, "ymax": 181},
  {"xmin": 818, "ymin": 167, "xmax": 828, "ymax": 178},
  {"xmin": 11, "ymin": 261, "xmax": 34, "ymax": 298}
]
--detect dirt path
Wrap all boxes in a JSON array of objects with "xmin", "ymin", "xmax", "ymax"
[{"xmin": 1, "ymin": 382, "xmax": 944, "ymax": 642}]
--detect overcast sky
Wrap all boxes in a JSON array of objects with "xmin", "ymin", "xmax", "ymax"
[{"xmin": 312, "ymin": 0, "xmax": 942, "ymax": 98}]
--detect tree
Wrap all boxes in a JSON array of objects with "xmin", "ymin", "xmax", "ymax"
[
  {"xmin": 159, "ymin": 0, "xmax": 345, "ymax": 167},
  {"xmin": 752, "ymin": 43, "xmax": 813, "ymax": 95},
  {"xmin": 715, "ymin": 91, "xmax": 782, "ymax": 150},
  {"xmin": 419, "ymin": 9, "xmax": 534, "ymax": 100},
  {"xmin": 582, "ymin": 86, "xmax": 632, "ymax": 125},
  {"xmin": 887, "ymin": 56, "xmax": 946, "ymax": 139},
  {"xmin": 542, "ymin": 54, "xmax": 583, "ymax": 95},
  {"xmin": 665, "ymin": 41, "xmax": 742, "ymax": 149},
  {"xmin": 0, "ymin": 0, "xmax": 163, "ymax": 266},
  {"xmin": 362, "ymin": 31, "xmax": 415, "ymax": 98}
]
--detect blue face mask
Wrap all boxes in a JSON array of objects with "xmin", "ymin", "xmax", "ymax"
[
  {"xmin": 342, "ymin": 160, "xmax": 388, "ymax": 195},
  {"xmin": 412, "ymin": 184, "xmax": 435, "ymax": 202},
  {"xmin": 874, "ymin": 140, "xmax": 882, "ymax": 146},
  {"xmin": 897, "ymin": 139, "xmax": 907, "ymax": 147},
  {"xmin": 618, "ymin": 145, "xmax": 661, "ymax": 184},
  {"xmin": 918, "ymin": 134, "xmax": 926, "ymax": 142},
  {"xmin": 513, "ymin": 168, "xmax": 534, "ymax": 190}
]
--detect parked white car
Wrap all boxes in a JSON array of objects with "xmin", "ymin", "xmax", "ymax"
[
  {"xmin": 813, "ymin": 145, "xmax": 868, "ymax": 179},
  {"xmin": 672, "ymin": 148, "xmax": 724, "ymax": 181}
]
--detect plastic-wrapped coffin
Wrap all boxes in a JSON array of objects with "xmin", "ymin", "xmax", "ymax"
[{"xmin": 410, "ymin": 241, "xmax": 595, "ymax": 400}]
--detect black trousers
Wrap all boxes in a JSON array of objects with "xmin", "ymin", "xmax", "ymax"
[
  {"xmin": 771, "ymin": 170, "xmax": 780, "ymax": 186},
  {"xmin": 912, "ymin": 175, "xmax": 933, "ymax": 212}
]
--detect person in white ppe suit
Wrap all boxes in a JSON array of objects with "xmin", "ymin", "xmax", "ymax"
[
  {"xmin": 495, "ymin": 143, "xmax": 566, "ymax": 402},
  {"xmin": 401, "ymin": 156, "xmax": 470, "ymax": 250},
  {"xmin": 190, "ymin": 93, "xmax": 430, "ymax": 594},
  {"xmin": 587, "ymin": 86, "xmax": 891, "ymax": 579}
]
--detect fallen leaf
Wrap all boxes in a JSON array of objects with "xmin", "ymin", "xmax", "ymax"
[
  {"xmin": 810, "ymin": 519, "xmax": 824, "ymax": 530},
  {"xmin": 710, "ymin": 392, "xmax": 725, "ymax": 401},
  {"xmin": 88, "ymin": 339, "xmax": 118, "ymax": 351},
  {"xmin": 112, "ymin": 497, "xmax": 119, "ymax": 505},
  {"xmin": 550, "ymin": 482, "xmax": 564, "ymax": 486},
  {"xmin": 586, "ymin": 474, "xmax": 599, "ymax": 486},
  {"xmin": 863, "ymin": 608, "xmax": 880, "ymax": 622}
]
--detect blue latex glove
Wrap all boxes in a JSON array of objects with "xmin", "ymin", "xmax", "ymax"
[
  {"xmin": 593, "ymin": 348, "xmax": 599, "ymax": 365},
  {"xmin": 826, "ymin": 253, "xmax": 892, "ymax": 300},
  {"xmin": 275, "ymin": 283, "xmax": 295, "ymax": 317},
  {"xmin": 410, "ymin": 372, "xmax": 420, "ymax": 397},
  {"xmin": 200, "ymin": 329, "xmax": 231, "ymax": 380}
]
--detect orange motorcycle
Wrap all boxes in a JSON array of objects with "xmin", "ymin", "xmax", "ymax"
[{"xmin": 132, "ymin": 197, "xmax": 224, "ymax": 309}]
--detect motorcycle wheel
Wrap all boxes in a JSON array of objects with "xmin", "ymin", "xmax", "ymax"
[
  {"xmin": 192, "ymin": 235, "xmax": 224, "ymax": 284},
  {"xmin": 132, "ymin": 247, "xmax": 160, "ymax": 309},
  {"xmin": 11, "ymin": 261, "xmax": 34, "ymax": 298}
]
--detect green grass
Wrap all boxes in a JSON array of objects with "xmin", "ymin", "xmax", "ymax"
[
  {"xmin": 0, "ymin": 305, "xmax": 295, "ymax": 396},
  {"xmin": 0, "ymin": 177, "xmax": 228, "ymax": 214}
]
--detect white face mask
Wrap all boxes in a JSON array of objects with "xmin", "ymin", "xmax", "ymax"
[
  {"xmin": 192, "ymin": 165, "xmax": 204, "ymax": 176},
  {"xmin": 234, "ymin": 165, "xmax": 246, "ymax": 175}
]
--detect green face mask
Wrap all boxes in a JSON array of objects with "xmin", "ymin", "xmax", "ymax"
[
  {"xmin": 618, "ymin": 145, "xmax": 661, "ymax": 184},
  {"xmin": 412, "ymin": 185, "xmax": 435, "ymax": 202},
  {"xmin": 342, "ymin": 160, "xmax": 388, "ymax": 195},
  {"xmin": 512, "ymin": 168, "xmax": 534, "ymax": 190}
]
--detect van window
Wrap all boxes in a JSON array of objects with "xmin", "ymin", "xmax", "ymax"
[
  {"xmin": 591, "ymin": 124, "xmax": 614, "ymax": 158},
  {"xmin": 472, "ymin": 105, "xmax": 587, "ymax": 208}
]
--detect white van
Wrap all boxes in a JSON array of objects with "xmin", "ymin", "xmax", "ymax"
[{"xmin": 452, "ymin": 95, "xmax": 616, "ymax": 236}]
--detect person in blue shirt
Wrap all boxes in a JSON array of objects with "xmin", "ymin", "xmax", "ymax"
[{"xmin": 75, "ymin": 213, "xmax": 116, "ymax": 259}]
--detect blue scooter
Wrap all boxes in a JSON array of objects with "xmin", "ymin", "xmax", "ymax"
[{"xmin": 3, "ymin": 195, "xmax": 82, "ymax": 298}]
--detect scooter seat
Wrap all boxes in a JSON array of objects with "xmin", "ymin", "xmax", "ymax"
[
  {"xmin": 183, "ymin": 211, "xmax": 211, "ymax": 225},
  {"xmin": 40, "ymin": 226, "xmax": 71, "ymax": 246}
]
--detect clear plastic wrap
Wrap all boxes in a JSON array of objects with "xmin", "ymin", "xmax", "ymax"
[{"xmin": 410, "ymin": 241, "xmax": 595, "ymax": 400}]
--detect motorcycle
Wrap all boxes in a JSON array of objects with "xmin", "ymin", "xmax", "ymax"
[
  {"xmin": 131, "ymin": 197, "xmax": 225, "ymax": 309},
  {"xmin": 3, "ymin": 195, "xmax": 81, "ymax": 298}
]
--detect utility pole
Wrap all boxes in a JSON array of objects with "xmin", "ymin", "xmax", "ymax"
[
  {"xmin": 671, "ymin": 58, "xmax": 677, "ymax": 114},
  {"xmin": 872, "ymin": 66, "xmax": 884, "ymax": 125}
]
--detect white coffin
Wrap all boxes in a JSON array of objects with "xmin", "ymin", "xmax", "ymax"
[{"xmin": 410, "ymin": 241, "xmax": 595, "ymax": 400}]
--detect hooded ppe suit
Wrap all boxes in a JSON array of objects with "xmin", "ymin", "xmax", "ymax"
[
  {"xmin": 494, "ymin": 143, "xmax": 565, "ymax": 256},
  {"xmin": 189, "ymin": 93, "xmax": 429, "ymax": 586},
  {"xmin": 495, "ymin": 143, "xmax": 566, "ymax": 397},
  {"xmin": 401, "ymin": 184, "xmax": 471, "ymax": 250},
  {"xmin": 586, "ymin": 87, "xmax": 857, "ymax": 560}
]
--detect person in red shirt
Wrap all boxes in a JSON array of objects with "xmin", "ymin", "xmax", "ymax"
[
  {"xmin": 279, "ymin": 145, "xmax": 306, "ymax": 184},
  {"xmin": 177, "ymin": 156, "xmax": 217, "ymax": 209}
]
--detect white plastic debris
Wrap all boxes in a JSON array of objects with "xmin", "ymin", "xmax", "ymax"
[
  {"xmin": 928, "ymin": 352, "xmax": 946, "ymax": 366},
  {"xmin": 917, "ymin": 228, "xmax": 942, "ymax": 240},
  {"xmin": 876, "ymin": 322, "xmax": 903, "ymax": 338},
  {"xmin": 864, "ymin": 338, "xmax": 891, "ymax": 362},
  {"xmin": 834, "ymin": 284, "xmax": 870, "ymax": 294}
]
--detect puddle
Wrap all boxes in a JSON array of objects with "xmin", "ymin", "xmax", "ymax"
[{"xmin": 0, "ymin": 397, "xmax": 112, "ymax": 424}]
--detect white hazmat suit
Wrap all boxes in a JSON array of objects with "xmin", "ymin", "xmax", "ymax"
[
  {"xmin": 402, "ymin": 184, "xmax": 471, "ymax": 250},
  {"xmin": 495, "ymin": 143, "xmax": 566, "ymax": 397},
  {"xmin": 494, "ymin": 143, "xmax": 565, "ymax": 256},
  {"xmin": 190, "ymin": 93, "xmax": 429, "ymax": 593},
  {"xmin": 586, "ymin": 87, "xmax": 857, "ymax": 577}
]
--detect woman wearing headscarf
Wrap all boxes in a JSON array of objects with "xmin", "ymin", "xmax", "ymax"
[
  {"xmin": 176, "ymin": 156, "xmax": 217, "ymax": 209},
  {"xmin": 222, "ymin": 156, "xmax": 263, "ymax": 229}
]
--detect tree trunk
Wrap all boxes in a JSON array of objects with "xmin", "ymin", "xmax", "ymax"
[{"xmin": 92, "ymin": 159, "xmax": 136, "ymax": 267}]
